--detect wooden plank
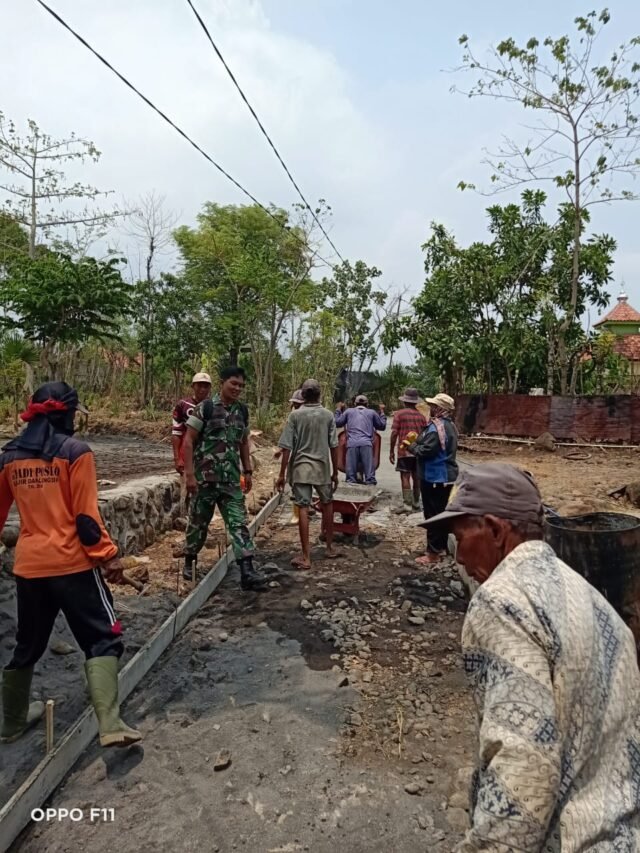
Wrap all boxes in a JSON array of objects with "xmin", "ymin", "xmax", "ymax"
[{"xmin": 0, "ymin": 491, "xmax": 283, "ymax": 852}]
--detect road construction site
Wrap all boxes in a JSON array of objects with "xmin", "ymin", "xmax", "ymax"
[{"xmin": 2, "ymin": 431, "xmax": 640, "ymax": 852}]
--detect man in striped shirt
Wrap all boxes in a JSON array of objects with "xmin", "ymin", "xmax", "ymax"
[{"xmin": 389, "ymin": 388, "xmax": 427, "ymax": 509}]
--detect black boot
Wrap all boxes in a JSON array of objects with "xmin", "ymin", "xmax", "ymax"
[
  {"xmin": 183, "ymin": 555, "xmax": 197, "ymax": 582},
  {"xmin": 239, "ymin": 557, "xmax": 268, "ymax": 591}
]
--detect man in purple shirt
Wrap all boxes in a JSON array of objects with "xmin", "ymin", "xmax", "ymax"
[{"xmin": 335, "ymin": 395, "xmax": 386, "ymax": 485}]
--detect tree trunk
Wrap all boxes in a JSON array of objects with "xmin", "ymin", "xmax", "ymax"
[
  {"xmin": 569, "ymin": 355, "xmax": 579, "ymax": 396},
  {"xmin": 546, "ymin": 334, "xmax": 555, "ymax": 396},
  {"xmin": 558, "ymin": 129, "xmax": 583, "ymax": 396},
  {"xmin": 29, "ymin": 146, "xmax": 38, "ymax": 259}
]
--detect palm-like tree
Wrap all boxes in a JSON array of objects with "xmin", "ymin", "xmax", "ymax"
[{"xmin": 0, "ymin": 333, "xmax": 38, "ymax": 429}]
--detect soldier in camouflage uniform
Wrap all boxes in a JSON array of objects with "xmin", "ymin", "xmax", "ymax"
[{"xmin": 182, "ymin": 366, "xmax": 267, "ymax": 591}]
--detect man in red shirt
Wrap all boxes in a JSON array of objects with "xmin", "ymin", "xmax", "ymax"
[
  {"xmin": 389, "ymin": 388, "xmax": 428, "ymax": 510},
  {"xmin": 171, "ymin": 372, "xmax": 212, "ymax": 474},
  {"xmin": 0, "ymin": 382, "xmax": 140, "ymax": 747}
]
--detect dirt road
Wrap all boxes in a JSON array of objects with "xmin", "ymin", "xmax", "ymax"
[{"xmin": 10, "ymin": 499, "xmax": 474, "ymax": 853}]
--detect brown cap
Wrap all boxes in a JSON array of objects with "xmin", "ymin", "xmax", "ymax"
[
  {"xmin": 301, "ymin": 378, "xmax": 321, "ymax": 393},
  {"xmin": 289, "ymin": 389, "xmax": 304, "ymax": 404},
  {"xmin": 420, "ymin": 463, "xmax": 543, "ymax": 530}
]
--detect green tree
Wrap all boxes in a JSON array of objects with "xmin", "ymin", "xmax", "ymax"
[
  {"xmin": 0, "ymin": 253, "xmax": 131, "ymax": 379},
  {"xmin": 0, "ymin": 333, "xmax": 38, "ymax": 427},
  {"xmin": 134, "ymin": 272, "xmax": 205, "ymax": 399},
  {"xmin": 321, "ymin": 259, "xmax": 386, "ymax": 380},
  {"xmin": 0, "ymin": 213, "xmax": 30, "ymax": 274},
  {"xmin": 174, "ymin": 203, "xmax": 318, "ymax": 415},
  {"xmin": 456, "ymin": 9, "xmax": 640, "ymax": 392},
  {"xmin": 387, "ymin": 192, "xmax": 614, "ymax": 393}
]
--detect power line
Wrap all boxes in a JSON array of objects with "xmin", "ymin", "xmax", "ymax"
[
  {"xmin": 185, "ymin": 0, "xmax": 345, "ymax": 264},
  {"xmin": 33, "ymin": 0, "xmax": 336, "ymax": 268}
]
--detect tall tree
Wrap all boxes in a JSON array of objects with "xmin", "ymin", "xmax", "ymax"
[
  {"xmin": 174, "ymin": 202, "xmax": 319, "ymax": 416},
  {"xmin": 321, "ymin": 260, "xmax": 386, "ymax": 385},
  {"xmin": 135, "ymin": 272, "xmax": 205, "ymax": 399},
  {"xmin": 387, "ymin": 192, "xmax": 614, "ymax": 394},
  {"xmin": 126, "ymin": 192, "xmax": 179, "ymax": 404},
  {"xmin": 0, "ymin": 253, "xmax": 131, "ymax": 379},
  {"xmin": 0, "ymin": 332, "xmax": 38, "ymax": 427},
  {"xmin": 0, "ymin": 112, "xmax": 123, "ymax": 259},
  {"xmin": 456, "ymin": 9, "xmax": 640, "ymax": 392}
]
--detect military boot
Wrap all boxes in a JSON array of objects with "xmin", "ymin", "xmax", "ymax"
[
  {"xmin": 1, "ymin": 667, "xmax": 44, "ymax": 744},
  {"xmin": 85, "ymin": 657, "xmax": 142, "ymax": 748},
  {"xmin": 239, "ymin": 557, "xmax": 268, "ymax": 591}
]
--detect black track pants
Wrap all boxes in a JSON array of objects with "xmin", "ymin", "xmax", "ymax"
[{"xmin": 6, "ymin": 568, "xmax": 124, "ymax": 670}]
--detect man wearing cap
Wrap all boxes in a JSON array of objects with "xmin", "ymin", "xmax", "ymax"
[
  {"xmin": 334, "ymin": 395, "xmax": 386, "ymax": 485},
  {"xmin": 389, "ymin": 388, "xmax": 428, "ymax": 510},
  {"xmin": 409, "ymin": 392, "xmax": 458, "ymax": 564},
  {"xmin": 277, "ymin": 379, "xmax": 339, "ymax": 569},
  {"xmin": 422, "ymin": 462, "xmax": 640, "ymax": 851},
  {"xmin": 171, "ymin": 372, "xmax": 212, "ymax": 475},
  {"xmin": 0, "ymin": 382, "xmax": 141, "ymax": 748}
]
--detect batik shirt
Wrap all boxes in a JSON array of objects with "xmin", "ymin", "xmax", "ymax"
[
  {"xmin": 186, "ymin": 395, "xmax": 249, "ymax": 485},
  {"xmin": 457, "ymin": 540, "xmax": 640, "ymax": 852}
]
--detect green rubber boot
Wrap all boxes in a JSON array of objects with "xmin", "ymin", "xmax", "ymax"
[
  {"xmin": 1, "ymin": 667, "xmax": 44, "ymax": 744},
  {"xmin": 85, "ymin": 657, "xmax": 142, "ymax": 748},
  {"xmin": 402, "ymin": 488, "xmax": 413, "ymax": 508}
]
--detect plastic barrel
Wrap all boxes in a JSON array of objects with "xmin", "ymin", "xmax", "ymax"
[{"xmin": 544, "ymin": 512, "xmax": 640, "ymax": 653}]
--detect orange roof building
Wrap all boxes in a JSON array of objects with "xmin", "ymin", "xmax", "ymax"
[{"xmin": 594, "ymin": 291, "xmax": 640, "ymax": 376}]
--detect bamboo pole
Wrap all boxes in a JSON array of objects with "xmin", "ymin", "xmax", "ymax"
[{"xmin": 45, "ymin": 701, "xmax": 55, "ymax": 754}]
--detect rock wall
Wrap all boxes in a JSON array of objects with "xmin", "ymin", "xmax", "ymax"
[
  {"xmin": 1, "ymin": 474, "xmax": 181, "ymax": 563},
  {"xmin": 98, "ymin": 474, "xmax": 182, "ymax": 554}
]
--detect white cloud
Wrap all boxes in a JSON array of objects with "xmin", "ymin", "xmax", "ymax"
[{"xmin": 1, "ymin": 0, "xmax": 638, "ymax": 338}]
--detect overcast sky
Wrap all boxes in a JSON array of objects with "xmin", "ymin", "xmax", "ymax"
[{"xmin": 2, "ymin": 0, "xmax": 639, "ymax": 342}]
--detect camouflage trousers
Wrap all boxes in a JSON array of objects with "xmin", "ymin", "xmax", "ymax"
[{"xmin": 185, "ymin": 482, "xmax": 255, "ymax": 561}]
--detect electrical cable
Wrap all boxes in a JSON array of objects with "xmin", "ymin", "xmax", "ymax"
[
  {"xmin": 185, "ymin": 0, "xmax": 345, "ymax": 264},
  {"xmin": 33, "ymin": 0, "xmax": 336, "ymax": 268}
]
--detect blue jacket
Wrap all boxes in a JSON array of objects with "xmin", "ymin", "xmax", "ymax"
[{"xmin": 410, "ymin": 418, "xmax": 458, "ymax": 484}]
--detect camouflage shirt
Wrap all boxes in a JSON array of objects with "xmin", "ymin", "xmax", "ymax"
[{"xmin": 186, "ymin": 394, "xmax": 249, "ymax": 484}]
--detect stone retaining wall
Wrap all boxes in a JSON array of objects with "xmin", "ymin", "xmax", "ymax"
[
  {"xmin": 98, "ymin": 474, "xmax": 181, "ymax": 554},
  {"xmin": 1, "ymin": 474, "xmax": 181, "ymax": 561}
]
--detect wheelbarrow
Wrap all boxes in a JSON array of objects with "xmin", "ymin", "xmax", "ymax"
[{"xmin": 314, "ymin": 483, "xmax": 378, "ymax": 545}]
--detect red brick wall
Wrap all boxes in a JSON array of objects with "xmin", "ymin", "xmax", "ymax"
[{"xmin": 456, "ymin": 394, "xmax": 637, "ymax": 442}]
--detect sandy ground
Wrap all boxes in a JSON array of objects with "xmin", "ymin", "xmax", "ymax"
[
  {"xmin": 4, "ymin": 428, "xmax": 640, "ymax": 851},
  {"xmin": 5, "ymin": 493, "xmax": 476, "ymax": 852}
]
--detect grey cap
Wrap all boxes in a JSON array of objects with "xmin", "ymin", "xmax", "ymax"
[
  {"xmin": 355, "ymin": 394, "xmax": 368, "ymax": 405},
  {"xmin": 420, "ymin": 463, "xmax": 543, "ymax": 530},
  {"xmin": 289, "ymin": 389, "xmax": 304, "ymax": 404},
  {"xmin": 301, "ymin": 378, "xmax": 321, "ymax": 393},
  {"xmin": 399, "ymin": 388, "xmax": 421, "ymax": 404}
]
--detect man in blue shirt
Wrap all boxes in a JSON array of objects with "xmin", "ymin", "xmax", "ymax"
[
  {"xmin": 335, "ymin": 395, "xmax": 386, "ymax": 485},
  {"xmin": 410, "ymin": 393, "xmax": 458, "ymax": 564}
]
